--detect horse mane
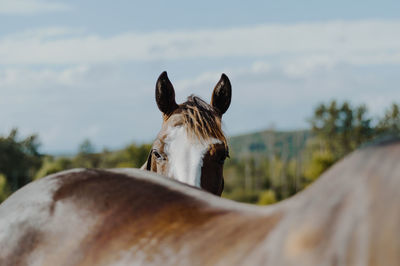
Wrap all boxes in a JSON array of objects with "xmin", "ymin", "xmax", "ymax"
[{"xmin": 178, "ymin": 95, "xmax": 228, "ymax": 149}]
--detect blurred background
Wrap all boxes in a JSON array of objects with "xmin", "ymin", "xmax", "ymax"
[{"xmin": 1, "ymin": 0, "xmax": 399, "ymax": 203}]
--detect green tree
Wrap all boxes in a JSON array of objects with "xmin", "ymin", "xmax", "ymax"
[
  {"xmin": 79, "ymin": 139, "xmax": 95, "ymax": 154},
  {"xmin": 257, "ymin": 189, "xmax": 277, "ymax": 205},
  {"xmin": 304, "ymin": 150, "xmax": 335, "ymax": 182},
  {"xmin": 310, "ymin": 101, "xmax": 374, "ymax": 161},
  {"xmin": 73, "ymin": 139, "xmax": 101, "ymax": 168},
  {"xmin": 34, "ymin": 156, "xmax": 73, "ymax": 180},
  {"xmin": 0, "ymin": 129, "xmax": 42, "ymax": 192},
  {"xmin": 377, "ymin": 103, "xmax": 400, "ymax": 136}
]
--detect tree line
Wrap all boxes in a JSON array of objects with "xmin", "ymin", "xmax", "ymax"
[
  {"xmin": 222, "ymin": 101, "xmax": 399, "ymax": 204},
  {"xmin": 0, "ymin": 101, "xmax": 399, "ymax": 203}
]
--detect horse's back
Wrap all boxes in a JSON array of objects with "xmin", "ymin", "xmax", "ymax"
[
  {"xmin": 1, "ymin": 140, "xmax": 400, "ymax": 265},
  {"xmin": 0, "ymin": 168, "xmax": 268, "ymax": 266},
  {"xmin": 265, "ymin": 139, "xmax": 400, "ymax": 266}
]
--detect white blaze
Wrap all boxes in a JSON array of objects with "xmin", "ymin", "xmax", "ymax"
[{"xmin": 164, "ymin": 126, "xmax": 221, "ymax": 187}]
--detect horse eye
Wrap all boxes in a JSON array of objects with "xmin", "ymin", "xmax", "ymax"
[{"xmin": 152, "ymin": 149, "xmax": 165, "ymax": 161}]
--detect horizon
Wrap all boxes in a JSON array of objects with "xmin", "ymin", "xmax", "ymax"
[{"xmin": 38, "ymin": 126, "xmax": 313, "ymax": 156}]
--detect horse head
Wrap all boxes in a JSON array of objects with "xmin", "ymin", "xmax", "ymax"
[{"xmin": 143, "ymin": 71, "xmax": 231, "ymax": 196}]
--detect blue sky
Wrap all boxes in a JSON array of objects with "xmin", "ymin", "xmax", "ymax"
[{"xmin": 1, "ymin": 0, "xmax": 400, "ymax": 153}]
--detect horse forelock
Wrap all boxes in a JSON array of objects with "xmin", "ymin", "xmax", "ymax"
[{"xmin": 171, "ymin": 95, "xmax": 228, "ymax": 150}]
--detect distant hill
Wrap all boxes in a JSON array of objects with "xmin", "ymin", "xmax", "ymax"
[
  {"xmin": 50, "ymin": 129, "xmax": 312, "ymax": 161},
  {"xmin": 228, "ymin": 129, "xmax": 312, "ymax": 159}
]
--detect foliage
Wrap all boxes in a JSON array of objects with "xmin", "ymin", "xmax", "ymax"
[
  {"xmin": 310, "ymin": 101, "xmax": 375, "ymax": 160},
  {"xmin": 223, "ymin": 154, "xmax": 305, "ymax": 203},
  {"xmin": 34, "ymin": 140, "xmax": 152, "ymax": 180},
  {"xmin": 1, "ymin": 101, "xmax": 399, "ymax": 204},
  {"xmin": 224, "ymin": 101, "xmax": 399, "ymax": 203},
  {"xmin": 0, "ymin": 174, "xmax": 11, "ymax": 202},
  {"xmin": 377, "ymin": 103, "xmax": 400, "ymax": 136},
  {"xmin": 257, "ymin": 189, "xmax": 277, "ymax": 205},
  {"xmin": 222, "ymin": 188, "xmax": 260, "ymax": 204},
  {"xmin": 34, "ymin": 156, "xmax": 73, "ymax": 180},
  {"xmin": 304, "ymin": 150, "xmax": 335, "ymax": 182},
  {"xmin": 0, "ymin": 129, "xmax": 42, "ymax": 192}
]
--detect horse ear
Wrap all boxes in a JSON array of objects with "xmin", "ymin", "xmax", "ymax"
[
  {"xmin": 211, "ymin": 73, "xmax": 232, "ymax": 116},
  {"xmin": 155, "ymin": 71, "xmax": 178, "ymax": 116}
]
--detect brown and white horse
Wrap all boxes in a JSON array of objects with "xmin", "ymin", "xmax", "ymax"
[
  {"xmin": 1, "ymin": 139, "xmax": 400, "ymax": 266},
  {"xmin": 141, "ymin": 72, "xmax": 231, "ymax": 196}
]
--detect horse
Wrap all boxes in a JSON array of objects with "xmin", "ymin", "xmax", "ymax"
[
  {"xmin": 1, "ymin": 139, "xmax": 400, "ymax": 266},
  {"xmin": 141, "ymin": 71, "xmax": 231, "ymax": 196}
]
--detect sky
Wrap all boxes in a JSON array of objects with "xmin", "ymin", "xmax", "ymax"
[{"xmin": 1, "ymin": 0, "xmax": 400, "ymax": 154}]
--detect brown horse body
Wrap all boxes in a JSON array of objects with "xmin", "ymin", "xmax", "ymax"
[{"xmin": 1, "ymin": 140, "xmax": 400, "ymax": 265}]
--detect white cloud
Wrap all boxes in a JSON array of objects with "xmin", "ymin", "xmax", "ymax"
[
  {"xmin": 6, "ymin": 27, "xmax": 85, "ymax": 39},
  {"xmin": 1, "ymin": 20, "xmax": 400, "ymax": 67},
  {"xmin": 0, "ymin": 65, "xmax": 89, "ymax": 90},
  {"xmin": 0, "ymin": 0, "xmax": 70, "ymax": 14},
  {"xmin": 1, "ymin": 59, "xmax": 400, "ymax": 153},
  {"xmin": 167, "ymin": 59, "xmax": 400, "ymax": 133},
  {"xmin": 174, "ymin": 71, "xmax": 222, "ymax": 94},
  {"xmin": 2, "ymin": 19, "xmax": 400, "ymax": 152}
]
